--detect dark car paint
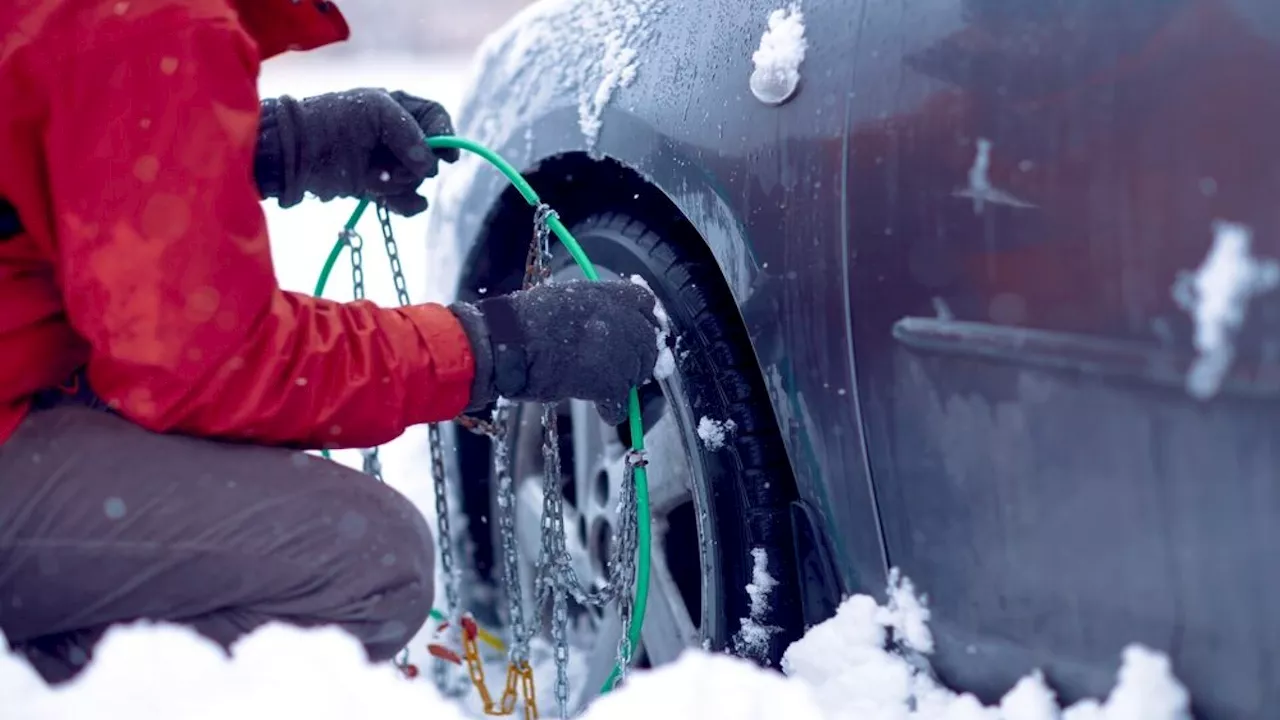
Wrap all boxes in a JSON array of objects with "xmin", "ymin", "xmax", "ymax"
[{"xmin": 426, "ymin": 0, "xmax": 1280, "ymax": 716}]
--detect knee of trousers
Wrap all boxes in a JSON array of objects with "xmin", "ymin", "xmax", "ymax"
[{"xmin": 331, "ymin": 481, "xmax": 437, "ymax": 660}]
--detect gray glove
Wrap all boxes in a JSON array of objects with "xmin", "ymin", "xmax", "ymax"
[
  {"xmin": 451, "ymin": 281, "xmax": 664, "ymax": 425},
  {"xmin": 255, "ymin": 88, "xmax": 459, "ymax": 217}
]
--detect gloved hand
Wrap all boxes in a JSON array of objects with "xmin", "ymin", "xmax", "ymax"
[
  {"xmin": 255, "ymin": 88, "xmax": 460, "ymax": 217},
  {"xmin": 450, "ymin": 280, "xmax": 666, "ymax": 425}
]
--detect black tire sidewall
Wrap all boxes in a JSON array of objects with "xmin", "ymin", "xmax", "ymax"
[{"xmin": 547, "ymin": 213, "xmax": 798, "ymax": 663}]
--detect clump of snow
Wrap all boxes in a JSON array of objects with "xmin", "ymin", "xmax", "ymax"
[
  {"xmin": 733, "ymin": 547, "xmax": 780, "ymax": 661},
  {"xmin": 1172, "ymin": 220, "xmax": 1280, "ymax": 400},
  {"xmin": 879, "ymin": 567, "xmax": 934, "ymax": 654},
  {"xmin": 783, "ymin": 571, "xmax": 1192, "ymax": 720},
  {"xmin": 582, "ymin": 650, "xmax": 827, "ymax": 720},
  {"xmin": 696, "ymin": 416, "xmax": 738, "ymax": 450},
  {"xmin": 999, "ymin": 671, "xmax": 1059, "ymax": 720},
  {"xmin": 3, "ymin": 622, "xmax": 470, "ymax": 720},
  {"xmin": 953, "ymin": 138, "xmax": 1037, "ymax": 213},
  {"xmin": 630, "ymin": 274, "xmax": 677, "ymax": 379},
  {"xmin": 782, "ymin": 593, "xmax": 917, "ymax": 714},
  {"xmin": 653, "ymin": 337, "xmax": 677, "ymax": 379},
  {"xmin": 750, "ymin": 4, "xmax": 808, "ymax": 106},
  {"xmin": 1061, "ymin": 646, "xmax": 1191, "ymax": 720}
]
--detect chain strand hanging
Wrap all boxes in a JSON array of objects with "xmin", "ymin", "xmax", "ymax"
[
  {"xmin": 344, "ymin": 226, "xmax": 388, "ymax": 483},
  {"xmin": 364, "ymin": 201, "xmax": 647, "ymax": 716}
]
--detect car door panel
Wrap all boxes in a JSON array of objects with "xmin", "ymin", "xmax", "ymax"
[{"xmin": 844, "ymin": 0, "xmax": 1280, "ymax": 715}]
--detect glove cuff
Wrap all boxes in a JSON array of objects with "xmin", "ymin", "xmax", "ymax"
[
  {"xmin": 256, "ymin": 96, "xmax": 307, "ymax": 209},
  {"xmin": 449, "ymin": 301, "xmax": 496, "ymax": 413},
  {"xmin": 475, "ymin": 295, "xmax": 530, "ymax": 401}
]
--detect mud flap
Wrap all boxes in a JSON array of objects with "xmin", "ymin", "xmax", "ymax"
[{"xmin": 788, "ymin": 499, "xmax": 843, "ymax": 632}]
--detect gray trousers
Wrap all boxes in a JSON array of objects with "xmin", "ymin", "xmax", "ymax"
[{"xmin": 0, "ymin": 403, "xmax": 436, "ymax": 683}]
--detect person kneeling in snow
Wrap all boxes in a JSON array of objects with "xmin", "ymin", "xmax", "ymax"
[{"xmin": 0, "ymin": 0, "xmax": 661, "ymax": 683}]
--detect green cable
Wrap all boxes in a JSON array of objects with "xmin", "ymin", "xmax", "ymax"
[{"xmin": 312, "ymin": 135, "xmax": 651, "ymax": 697}]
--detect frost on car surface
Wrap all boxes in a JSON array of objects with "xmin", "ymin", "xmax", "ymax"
[
  {"xmin": 451, "ymin": 0, "xmax": 665, "ymax": 152},
  {"xmin": 749, "ymin": 3, "xmax": 807, "ymax": 106},
  {"xmin": 427, "ymin": 0, "xmax": 668, "ymax": 303}
]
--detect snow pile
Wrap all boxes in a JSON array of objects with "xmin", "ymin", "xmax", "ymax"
[
  {"xmin": 733, "ymin": 548, "xmax": 780, "ymax": 661},
  {"xmin": 581, "ymin": 650, "xmax": 826, "ymax": 720},
  {"xmin": 749, "ymin": 4, "xmax": 808, "ymax": 106},
  {"xmin": 1172, "ymin": 220, "xmax": 1280, "ymax": 400},
  {"xmin": 2, "ymin": 571, "xmax": 1193, "ymax": 720},
  {"xmin": 2, "ymin": 623, "xmax": 470, "ymax": 720},
  {"xmin": 1, "ymin": 623, "xmax": 825, "ymax": 720},
  {"xmin": 696, "ymin": 416, "xmax": 737, "ymax": 450},
  {"xmin": 880, "ymin": 568, "xmax": 933, "ymax": 654},
  {"xmin": 783, "ymin": 574, "xmax": 1192, "ymax": 720},
  {"xmin": 1059, "ymin": 647, "xmax": 1191, "ymax": 720}
]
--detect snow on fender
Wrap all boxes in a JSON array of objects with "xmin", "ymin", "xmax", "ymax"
[{"xmin": 750, "ymin": 4, "xmax": 808, "ymax": 106}]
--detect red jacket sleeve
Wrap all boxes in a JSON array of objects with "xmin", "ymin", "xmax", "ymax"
[{"xmin": 40, "ymin": 5, "xmax": 475, "ymax": 449}]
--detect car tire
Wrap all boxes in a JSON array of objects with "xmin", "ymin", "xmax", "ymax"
[{"xmin": 456, "ymin": 209, "xmax": 803, "ymax": 687}]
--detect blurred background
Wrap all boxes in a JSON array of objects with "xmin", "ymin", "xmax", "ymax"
[
  {"xmin": 260, "ymin": 0, "xmax": 534, "ymax": 301},
  {"xmin": 285, "ymin": 0, "xmax": 530, "ymax": 60}
]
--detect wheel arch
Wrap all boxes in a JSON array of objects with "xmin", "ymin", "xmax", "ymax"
[
  {"xmin": 454, "ymin": 149, "xmax": 798, "ymax": 478},
  {"xmin": 442, "ymin": 148, "xmax": 815, "ymax": 589},
  {"xmin": 425, "ymin": 0, "xmax": 853, "ymax": 611}
]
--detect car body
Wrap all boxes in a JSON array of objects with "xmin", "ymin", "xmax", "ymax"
[{"xmin": 425, "ymin": 1, "xmax": 1280, "ymax": 716}]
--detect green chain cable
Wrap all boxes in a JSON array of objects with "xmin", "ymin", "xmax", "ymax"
[{"xmin": 311, "ymin": 135, "xmax": 651, "ymax": 697}]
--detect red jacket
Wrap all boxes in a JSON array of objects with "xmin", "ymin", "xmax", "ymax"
[{"xmin": 0, "ymin": 0, "xmax": 475, "ymax": 448}]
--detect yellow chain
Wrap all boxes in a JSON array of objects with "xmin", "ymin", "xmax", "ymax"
[
  {"xmin": 498, "ymin": 663, "xmax": 520, "ymax": 715},
  {"xmin": 460, "ymin": 615, "xmax": 539, "ymax": 719},
  {"xmin": 518, "ymin": 660, "xmax": 539, "ymax": 720},
  {"xmin": 462, "ymin": 621, "xmax": 497, "ymax": 712}
]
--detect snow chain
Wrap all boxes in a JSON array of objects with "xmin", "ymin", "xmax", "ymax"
[{"xmin": 346, "ymin": 201, "xmax": 644, "ymax": 720}]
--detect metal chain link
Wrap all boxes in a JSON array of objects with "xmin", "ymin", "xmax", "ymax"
[
  {"xmin": 492, "ymin": 401, "xmax": 530, "ymax": 666},
  {"xmin": 430, "ymin": 423, "xmax": 469, "ymax": 697},
  {"xmin": 346, "ymin": 227, "xmax": 366, "ymax": 302},
  {"xmin": 354, "ymin": 200, "xmax": 650, "ymax": 715},
  {"xmin": 539, "ymin": 405, "xmax": 572, "ymax": 718},
  {"xmin": 345, "ymin": 226, "xmax": 390, "ymax": 484},
  {"xmin": 378, "ymin": 203, "xmax": 414, "ymax": 308}
]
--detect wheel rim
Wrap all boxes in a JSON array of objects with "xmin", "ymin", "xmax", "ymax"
[{"xmin": 499, "ymin": 268, "xmax": 720, "ymax": 711}]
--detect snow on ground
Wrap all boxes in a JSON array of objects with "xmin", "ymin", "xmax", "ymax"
[{"xmin": 3, "ymin": 571, "xmax": 1193, "ymax": 720}]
